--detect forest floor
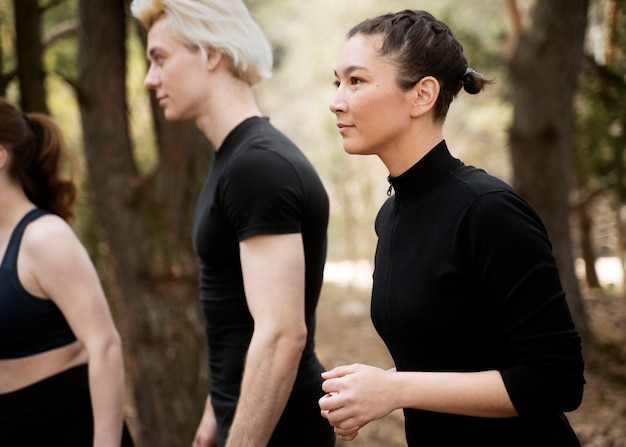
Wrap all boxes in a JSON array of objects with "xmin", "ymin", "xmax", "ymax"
[{"xmin": 316, "ymin": 283, "xmax": 626, "ymax": 447}]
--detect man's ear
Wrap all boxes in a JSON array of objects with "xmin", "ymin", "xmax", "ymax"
[
  {"xmin": 408, "ymin": 76, "xmax": 440, "ymax": 118},
  {"xmin": 205, "ymin": 46, "xmax": 224, "ymax": 71}
]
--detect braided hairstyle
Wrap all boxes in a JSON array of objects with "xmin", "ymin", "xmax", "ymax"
[
  {"xmin": 0, "ymin": 98, "xmax": 77, "ymax": 221},
  {"xmin": 347, "ymin": 10, "xmax": 493, "ymax": 122}
]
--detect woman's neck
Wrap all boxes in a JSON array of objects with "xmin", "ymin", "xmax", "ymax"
[
  {"xmin": 380, "ymin": 124, "xmax": 444, "ymax": 178},
  {"xmin": 0, "ymin": 183, "xmax": 34, "ymax": 229}
]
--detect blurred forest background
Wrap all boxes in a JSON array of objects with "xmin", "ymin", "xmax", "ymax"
[{"xmin": 2, "ymin": 0, "xmax": 625, "ymax": 445}]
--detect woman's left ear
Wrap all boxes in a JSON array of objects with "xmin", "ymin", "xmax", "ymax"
[{"xmin": 409, "ymin": 76, "xmax": 439, "ymax": 117}]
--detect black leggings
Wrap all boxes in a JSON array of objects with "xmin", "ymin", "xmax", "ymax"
[{"xmin": 0, "ymin": 364, "xmax": 134, "ymax": 446}]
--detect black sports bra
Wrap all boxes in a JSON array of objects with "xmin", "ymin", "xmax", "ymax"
[{"xmin": 0, "ymin": 209, "xmax": 77, "ymax": 359}]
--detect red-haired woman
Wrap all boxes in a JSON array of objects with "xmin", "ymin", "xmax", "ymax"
[{"xmin": 0, "ymin": 97, "xmax": 134, "ymax": 446}]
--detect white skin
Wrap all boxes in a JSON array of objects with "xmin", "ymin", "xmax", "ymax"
[
  {"xmin": 0, "ymin": 147, "xmax": 127, "ymax": 446},
  {"xmin": 319, "ymin": 33, "xmax": 518, "ymax": 441},
  {"xmin": 145, "ymin": 16, "xmax": 308, "ymax": 447}
]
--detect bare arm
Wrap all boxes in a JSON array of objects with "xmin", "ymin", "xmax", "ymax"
[
  {"xmin": 319, "ymin": 363, "xmax": 517, "ymax": 439},
  {"xmin": 224, "ymin": 233, "xmax": 307, "ymax": 447},
  {"xmin": 192, "ymin": 395, "xmax": 218, "ymax": 447},
  {"xmin": 25, "ymin": 216, "xmax": 126, "ymax": 447}
]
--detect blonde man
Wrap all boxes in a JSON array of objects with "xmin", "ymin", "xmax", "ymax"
[{"xmin": 131, "ymin": 1, "xmax": 335, "ymax": 446}]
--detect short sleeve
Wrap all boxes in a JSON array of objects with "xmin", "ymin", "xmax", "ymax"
[{"xmin": 221, "ymin": 148, "xmax": 303, "ymax": 241}]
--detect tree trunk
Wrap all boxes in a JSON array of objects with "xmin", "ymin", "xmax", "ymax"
[
  {"xmin": 508, "ymin": 0, "xmax": 592, "ymax": 346},
  {"xmin": 77, "ymin": 1, "xmax": 209, "ymax": 445},
  {"xmin": 579, "ymin": 206, "xmax": 601, "ymax": 289},
  {"xmin": 13, "ymin": 0, "xmax": 48, "ymax": 113},
  {"xmin": 615, "ymin": 205, "xmax": 626, "ymax": 289}
]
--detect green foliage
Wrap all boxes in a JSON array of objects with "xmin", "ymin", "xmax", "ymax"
[
  {"xmin": 0, "ymin": 0, "xmax": 16, "ymax": 95},
  {"xmin": 126, "ymin": 27, "xmax": 158, "ymax": 174},
  {"xmin": 575, "ymin": 0, "xmax": 626, "ymax": 198}
]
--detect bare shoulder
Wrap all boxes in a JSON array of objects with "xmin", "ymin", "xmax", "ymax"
[
  {"xmin": 21, "ymin": 214, "xmax": 82, "ymax": 255},
  {"xmin": 16, "ymin": 214, "xmax": 92, "ymax": 299}
]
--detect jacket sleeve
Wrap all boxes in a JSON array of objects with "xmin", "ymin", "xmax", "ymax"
[{"xmin": 462, "ymin": 190, "xmax": 585, "ymax": 415}]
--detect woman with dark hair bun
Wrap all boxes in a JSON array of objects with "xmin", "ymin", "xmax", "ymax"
[
  {"xmin": 0, "ymin": 97, "xmax": 134, "ymax": 446},
  {"xmin": 319, "ymin": 10, "xmax": 585, "ymax": 446}
]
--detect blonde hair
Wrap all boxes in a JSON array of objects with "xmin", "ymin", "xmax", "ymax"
[{"xmin": 131, "ymin": 0, "xmax": 273, "ymax": 85}]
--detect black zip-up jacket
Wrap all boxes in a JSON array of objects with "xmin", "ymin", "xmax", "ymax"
[{"xmin": 372, "ymin": 140, "xmax": 585, "ymax": 446}]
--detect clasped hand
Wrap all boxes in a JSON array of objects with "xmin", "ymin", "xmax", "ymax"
[{"xmin": 318, "ymin": 363, "xmax": 396, "ymax": 442}]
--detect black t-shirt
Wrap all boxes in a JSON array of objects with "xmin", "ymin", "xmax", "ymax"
[
  {"xmin": 192, "ymin": 117, "xmax": 333, "ymax": 446},
  {"xmin": 373, "ymin": 141, "xmax": 585, "ymax": 446}
]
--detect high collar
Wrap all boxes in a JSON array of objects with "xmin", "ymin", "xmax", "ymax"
[{"xmin": 387, "ymin": 140, "xmax": 462, "ymax": 202}]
